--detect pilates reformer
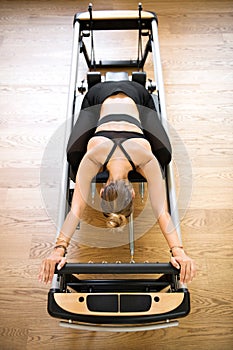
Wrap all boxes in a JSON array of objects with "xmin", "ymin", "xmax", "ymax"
[{"xmin": 47, "ymin": 4, "xmax": 190, "ymax": 332}]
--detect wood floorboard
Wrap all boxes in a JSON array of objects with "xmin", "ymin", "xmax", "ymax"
[{"xmin": 0, "ymin": 0, "xmax": 233, "ymax": 349}]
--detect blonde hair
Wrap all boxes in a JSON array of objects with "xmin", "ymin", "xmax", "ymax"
[
  {"xmin": 106, "ymin": 213, "xmax": 128, "ymax": 229},
  {"xmin": 100, "ymin": 180, "xmax": 134, "ymax": 228}
]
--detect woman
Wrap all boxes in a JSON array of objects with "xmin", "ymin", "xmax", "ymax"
[{"xmin": 38, "ymin": 80, "xmax": 196, "ymax": 284}]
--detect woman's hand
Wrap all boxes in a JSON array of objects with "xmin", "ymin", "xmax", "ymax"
[
  {"xmin": 170, "ymin": 248, "xmax": 196, "ymax": 284},
  {"xmin": 38, "ymin": 249, "xmax": 67, "ymax": 284}
]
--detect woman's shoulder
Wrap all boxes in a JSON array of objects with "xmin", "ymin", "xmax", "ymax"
[
  {"xmin": 87, "ymin": 134, "xmax": 117, "ymax": 150},
  {"xmin": 86, "ymin": 136, "xmax": 113, "ymax": 163},
  {"xmin": 124, "ymin": 137, "xmax": 152, "ymax": 154},
  {"xmin": 123, "ymin": 138, "xmax": 155, "ymax": 166}
]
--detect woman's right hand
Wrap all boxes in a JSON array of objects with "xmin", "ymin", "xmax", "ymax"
[{"xmin": 38, "ymin": 250, "xmax": 67, "ymax": 284}]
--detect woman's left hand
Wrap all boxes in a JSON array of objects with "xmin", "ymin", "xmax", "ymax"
[{"xmin": 170, "ymin": 250, "xmax": 196, "ymax": 283}]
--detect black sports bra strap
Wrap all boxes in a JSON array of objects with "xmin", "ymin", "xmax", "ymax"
[
  {"xmin": 103, "ymin": 141, "xmax": 118, "ymax": 170},
  {"xmin": 103, "ymin": 138, "xmax": 137, "ymax": 172},
  {"xmin": 118, "ymin": 141, "xmax": 137, "ymax": 172}
]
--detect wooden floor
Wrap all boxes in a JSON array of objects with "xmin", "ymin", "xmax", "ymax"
[{"xmin": 1, "ymin": 0, "xmax": 233, "ymax": 349}]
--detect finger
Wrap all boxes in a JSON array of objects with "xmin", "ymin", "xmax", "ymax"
[
  {"xmin": 183, "ymin": 261, "xmax": 191, "ymax": 283},
  {"xmin": 39, "ymin": 260, "xmax": 49, "ymax": 283},
  {"xmin": 179, "ymin": 261, "xmax": 187, "ymax": 284},
  {"xmin": 48, "ymin": 261, "xmax": 56, "ymax": 284},
  {"xmin": 43, "ymin": 260, "xmax": 50, "ymax": 284},
  {"xmin": 45, "ymin": 260, "xmax": 55, "ymax": 284},
  {"xmin": 57, "ymin": 257, "xmax": 67, "ymax": 270},
  {"xmin": 170, "ymin": 256, "xmax": 180, "ymax": 270}
]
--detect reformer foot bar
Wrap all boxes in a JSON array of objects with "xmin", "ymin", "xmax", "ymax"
[{"xmin": 48, "ymin": 4, "xmax": 190, "ymax": 331}]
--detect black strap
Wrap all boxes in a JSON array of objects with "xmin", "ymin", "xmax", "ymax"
[
  {"xmin": 118, "ymin": 142, "xmax": 137, "ymax": 172},
  {"xmin": 103, "ymin": 141, "xmax": 118, "ymax": 170},
  {"xmin": 103, "ymin": 139, "xmax": 137, "ymax": 172},
  {"xmin": 97, "ymin": 114, "xmax": 143, "ymax": 130}
]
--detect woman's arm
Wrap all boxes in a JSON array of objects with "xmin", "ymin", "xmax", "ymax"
[
  {"xmin": 55, "ymin": 151, "xmax": 101, "ymax": 247},
  {"xmin": 38, "ymin": 150, "xmax": 101, "ymax": 284},
  {"xmin": 157, "ymin": 210, "xmax": 196, "ymax": 283},
  {"xmin": 140, "ymin": 157, "xmax": 196, "ymax": 283}
]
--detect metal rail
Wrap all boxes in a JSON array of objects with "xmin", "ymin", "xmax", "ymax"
[
  {"xmin": 60, "ymin": 320, "xmax": 179, "ymax": 332},
  {"xmin": 56, "ymin": 20, "xmax": 81, "ymax": 237}
]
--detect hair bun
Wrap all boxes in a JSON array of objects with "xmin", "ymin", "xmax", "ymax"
[{"xmin": 106, "ymin": 213, "xmax": 127, "ymax": 229}]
